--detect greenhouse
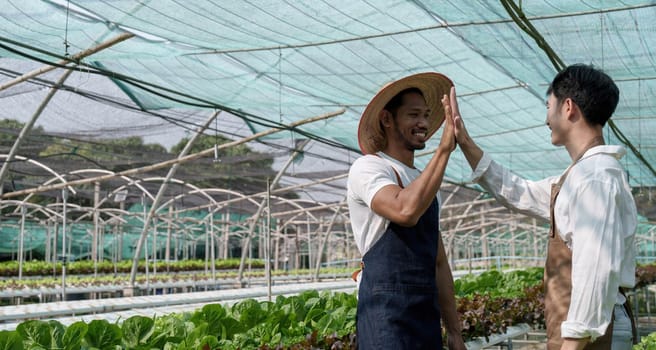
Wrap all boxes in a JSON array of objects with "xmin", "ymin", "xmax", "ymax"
[{"xmin": 0, "ymin": 1, "xmax": 655, "ymax": 348}]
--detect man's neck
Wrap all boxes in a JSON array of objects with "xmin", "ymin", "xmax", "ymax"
[
  {"xmin": 381, "ymin": 147, "xmax": 415, "ymax": 168},
  {"xmin": 565, "ymin": 131, "xmax": 605, "ymax": 162}
]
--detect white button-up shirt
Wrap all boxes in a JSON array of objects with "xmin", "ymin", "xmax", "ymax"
[{"xmin": 471, "ymin": 145, "xmax": 637, "ymax": 340}]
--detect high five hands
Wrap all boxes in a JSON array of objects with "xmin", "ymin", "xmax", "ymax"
[
  {"xmin": 439, "ymin": 87, "xmax": 457, "ymax": 152},
  {"xmin": 441, "ymin": 86, "xmax": 471, "ymax": 149}
]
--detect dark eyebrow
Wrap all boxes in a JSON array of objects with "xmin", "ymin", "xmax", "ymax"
[{"xmin": 407, "ymin": 106, "xmax": 430, "ymax": 113}]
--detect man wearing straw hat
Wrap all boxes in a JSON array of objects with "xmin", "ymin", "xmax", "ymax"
[
  {"xmin": 452, "ymin": 64, "xmax": 638, "ymax": 349},
  {"xmin": 347, "ymin": 72, "xmax": 465, "ymax": 349}
]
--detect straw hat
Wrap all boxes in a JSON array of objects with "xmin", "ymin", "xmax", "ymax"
[{"xmin": 358, "ymin": 72, "xmax": 453, "ymax": 154}]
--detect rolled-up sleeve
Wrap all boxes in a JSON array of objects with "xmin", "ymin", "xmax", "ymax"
[{"xmin": 471, "ymin": 152, "xmax": 493, "ymax": 182}]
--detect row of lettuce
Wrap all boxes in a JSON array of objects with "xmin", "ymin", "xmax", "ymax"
[
  {"xmin": 0, "ymin": 268, "xmax": 350, "ymax": 291},
  {"xmin": 0, "ymin": 268, "xmax": 543, "ymax": 350},
  {"xmin": 3, "ymin": 268, "xmax": 541, "ymax": 350},
  {"xmin": 0, "ymin": 258, "xmax": 264, "ymax": 277},
  {"xmin": 3, "ymin": 290, "xmax": 356, "ymax": 350},
  {"xmin": 4, "ymin": 258, "xmax": 656, "ymax": 287},
  {"xmin": 2, "ymin": 266, "xmax": 656, "ymax": 349}
]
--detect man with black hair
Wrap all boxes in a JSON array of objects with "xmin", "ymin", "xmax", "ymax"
[
  {"xmin": 453, "ymin": 64, "xmax": 638, "ymax": 349},
  {"xmin": 347, "ymin": 72, "xmax": 465, "ymax": 349}
]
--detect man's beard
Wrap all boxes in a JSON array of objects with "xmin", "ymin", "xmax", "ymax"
[{"xmin": 393, "ymin": 126, "xmax": 426, "ymax": 151}]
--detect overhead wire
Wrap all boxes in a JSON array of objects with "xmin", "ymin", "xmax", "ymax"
[
  {"xmin": 0, "ymin": 36, "xmax": 357, "ymax": 153},
  {"xmin": 0, "ymin": 71, "xmax": 353, "ymax": 199},
  {"xmin": 0, "ymin": 41, "xmax": 358, "ymax": 161},
  {"xmin": 186, "ymin": 3, "xmax": 656, "ymax": 55},
  {"xmin": 0, "ymin": 66, "xmax": 200, "ymax": 135},
  {"xmin": 1, "ymin": 65, "xmax": 355, "ymax": 169},
  {"xmin": 499, "ymin": 0, "xmax": 656, "ymax": 181}
]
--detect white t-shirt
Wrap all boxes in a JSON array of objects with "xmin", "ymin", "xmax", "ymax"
[{"xmin": 347, "ymin": 152, "xmax": 441, "ymax": 256}]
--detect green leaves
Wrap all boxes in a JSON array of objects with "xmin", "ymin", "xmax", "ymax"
[
  {"xmin": 0, "ymin": 331, "xmax": 24, "ymax": 350},
  {"xmin": 0, "ymin": 258, "xmax": 265, "ymax": 277},
  {"xmin": 6, "ymin": 283, "xmax": 544, "ymax": 349},
  {"xmin": 231, "ymin": 299, "xmax": 265, "ymax": 330},
  {"xmin": 634, "ymin": 331, "xmax": 656, "ymax": 349},
  {"xmin": 121, "ymin": 316, "xmax": 156, "ymax": 349},
  {"xmin": 16, "ymin": 320, "xmax": 51, "ymax": 349},
  {"xmin": 12, "ymin": 320, "xmax": 88, "ymax": 350},
  {"xmin": 454, "ymin": 267, "xmax": 543, "ymax": 298},
  {"xmin": 62, "ymin": 322, "xmax": 87, "ymax": 350},
  {"xmin": 8, "ymin": 290, "xmax": 361, "ymax": 349},
  {"xmin": 191, "ymin": 303, "xmax": 240, "ymax": 341},
  {"xmin": 85, "ymin": 320, "xmax": 121, "ymax": 350}
]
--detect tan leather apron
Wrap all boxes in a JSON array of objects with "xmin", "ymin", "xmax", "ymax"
[{"xmin": 544, "ymin": 137, "xmax": 637, "ymax": 349}]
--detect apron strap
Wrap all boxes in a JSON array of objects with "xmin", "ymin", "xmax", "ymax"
[
  {"xmin": 372, "ymin": 153, "xmax": 404, "ymax": 187},
  {"xmin": 620, "ymin": 288, "xmax": 640, "ymax": 344},
  {"xmin": 549, "ymin": 136, "xmax": 605, "ymax": 237}
]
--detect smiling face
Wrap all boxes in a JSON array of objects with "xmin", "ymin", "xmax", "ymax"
[
  {"xmin": 545, "ymin": 93, "xmax": 567, "ymax": 146},
  {"xmin": 387, "ymin": 91, "xmax": 431, "ymax": 151}
]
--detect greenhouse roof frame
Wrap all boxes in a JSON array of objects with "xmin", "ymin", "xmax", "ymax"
[{"xmin": 0, "ymin": 0, "xmax": 653, "ymax": 190}]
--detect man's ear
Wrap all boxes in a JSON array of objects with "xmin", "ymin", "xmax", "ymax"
[
  {"xmin": 563, "ymin": 98, "xmax": 581, "ymax": 122},
  {"xmin": 380, "ymin": 109, "xmax": 392, "ymax": 128}
]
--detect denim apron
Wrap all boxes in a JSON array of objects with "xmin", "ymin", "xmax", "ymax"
[{"xmin": 356, "ymin": 190, "xmax": 442, "ymax": 349}]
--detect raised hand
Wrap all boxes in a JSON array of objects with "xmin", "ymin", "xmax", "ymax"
[
  {"xmin": 439, "ymin": 87, "xmax": 457, "ymax": 152},
  {"xmin": 448, "ymin": 87, "xmax": 484, "ymax": 169},
  {"xmin": 448, "ymin": 87, "xmax": 470, "ymax": 145}
]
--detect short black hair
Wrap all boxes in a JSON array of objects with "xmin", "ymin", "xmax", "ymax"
[
  {"xmin": 383, "ymin": 87, "xmax": 424, "ymax": 117},
  {"xmin": 546, "ymin": 64, "xmax": 619, "ymax": 126}
]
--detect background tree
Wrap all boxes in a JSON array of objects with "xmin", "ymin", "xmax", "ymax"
[
  {"xmin": 39, "ymin": 136, "xmax": 168, "ymax": 172},
  {"xmin": 0, "ymin": 119, "xmax": 47, "ymax": 158},
  {"xmin": 170, "ymin": 134, "xmax": 279, "ymax": 195},
  {"xmin": 3, "ymin": 120, "xmax": 298, "ymax": 211},
  {"xmin": 35, "ymin": 136, "xmax": 169, "ymax": 210}
]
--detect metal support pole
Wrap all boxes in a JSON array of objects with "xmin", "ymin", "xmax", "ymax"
[
  {"xmin": 306, "ymin": 219, "xmax": 312, "ymax": 270},
  {"xmin": 45, "ymin": 222, "xmax": 51, "ymax": 263},
  {"xmin": 142, "ymin": 195, "xmax": 150, "ymax": 295},
  {"xmin": 166, "ymin": 205, "xmax": 172, "ymax": 269},
  {"xmin": 152, "ymin": 217, "xmax": 158, "ymax": 277},
  {"xmin": 210, "ymin": 213, "xmax": 216, "ymax": 282},
  {"xmin": 61, "ymin": 189, "xmax": 68, "ymax": 301},
  {"xmin": 129, "ymin": 110, "xmax": 221, "ymax": 286},
  {"xmin": 93, "ymin": 182, "xmax": 99, "ymax": 277},
  {"xmin": 223, "ymin": 211, "xmax": 230, "ymax": 259},
  {"xmin": 266, "ymin": 178, "xmax": 272, "ymax": 301},
  {"xmin": 313, "ymin": 205, "xmax": 343, "ymax": 281},
  {"xmin": 18, "ymin": 205, "xmax": 25, "ymax": 280},
  {"xmin": 237, "ymin": 139, "xmax": 310, "ymax": 283},
  {"xmin": 204, "ymin": 217, "xmax": 210, "ymax": 276}
]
